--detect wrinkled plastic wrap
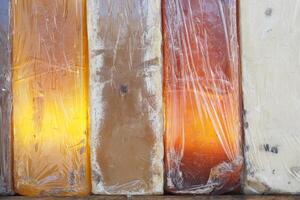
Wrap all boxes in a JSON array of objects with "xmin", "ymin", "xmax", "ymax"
[
  {"xmin": 241, "ymin": 0, "xmax": 300, "ymax": 194},
  {"xmin": 88, "ymin": 0, "xmax": 164, "ymax": 195},
  {"xmin": 0, "ymin": 0, "xmax": 13, "ymax": 195},
  {"xmin": 12, "ymin": 0, "xmax": 90, "ymax": 196},
  {"xmin": 163, "ymin": 0, "xmax": 242, "ymax": 194}
]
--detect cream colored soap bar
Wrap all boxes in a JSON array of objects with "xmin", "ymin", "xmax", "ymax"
[
  {"xmin": 88, "ymin": 0, "xmax": 164, "ymax": 195},
  {"xmin": 241, "ymin": 0, "xmax": 300, "ymax": 194}
]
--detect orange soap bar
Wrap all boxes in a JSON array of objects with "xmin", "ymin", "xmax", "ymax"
[
  {"xmin": 12, "ymin": 0, "xmax": 90, "ymax": 196},
  {"xmin": 163, "ymin": 0, "xmax": 242, "ymax": 194}
]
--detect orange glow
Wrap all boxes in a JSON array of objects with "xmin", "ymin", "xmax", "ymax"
[
  {"xmin": 165, "ymin": 89, "xmax": 241, "ymax": 186},
  {"xmin": 163, "ymin": 0, "xmax": 242, "ymax": 193},
  {"xmin": 12, "ymin": 0, "xmax": 90, "ymax": 196}
]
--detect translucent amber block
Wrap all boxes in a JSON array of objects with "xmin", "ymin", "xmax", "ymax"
[
  {"xmin": 88, "ymin": 0, "xmax": 164, "ymax": 195},
  {"xmin": 12, "ymin": 0, "xmax": 90, "ymax": 196},
  {"xmin": 0, "ymin": 0, "xmax": 13, "ymax": 195},
  {"xmin": 163, "ymin": 0, "xmax": 242, "ymax": 194}
]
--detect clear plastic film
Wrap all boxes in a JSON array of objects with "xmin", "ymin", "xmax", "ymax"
[
  {"xmin": 163, "ymin": 0, "xmax": 242, "ymax": 194},
  {"xmin": 88, "ymin": 0, "xmax": 164, "ymax": 195},
  {"xmin": 12, "ymin": 0, "xmax": 90, "ymax": 196},
  {"xmin": 0, "ymin": 0, "xmax": 13, "ymax": 195},
  {"xmin": 241, "ymin": 0, "xmax": 300, "ymax": 194}
]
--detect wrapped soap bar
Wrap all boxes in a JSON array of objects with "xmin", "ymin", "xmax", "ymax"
[
  {"xmin": 12, "ymin": 0, "xmax": 90, "ymax": 196},
  {"xmin": 0, "ymin": 0, "xmax": 13, "ymax": 195},
  {"xmin": 163, "ymin": 0, "xmax": 242, "ymax": 194},
  {"xmin": 88, "ymin": 0, "xmax": 164, "ymax": 195},
  {"xmin": 241, "ymin": 0, "xmax": 300, "ymax": 194}
]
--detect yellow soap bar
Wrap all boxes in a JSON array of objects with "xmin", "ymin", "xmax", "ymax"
[{"xmin": 12, "ymin": 0, "xmax": 90, "ymax": 196}]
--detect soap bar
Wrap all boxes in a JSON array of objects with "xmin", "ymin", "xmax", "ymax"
[
  {"xmin": 0, "ymin": 0, "xmax": 13, "ymax": 195},
  {"xmin": 241, "ymin": 0, "xmax": 300, "ymax": 194},
  {"xmin": 163, "ymin": 0, "xmax": 242, "ymax": 194},
  {"xmin": 12, "ymin": 0, "xmax": 90, "ymax": 196},
  {"xmin": 88, "ymin": 0, "xmax": 164, "ymax": 195}
]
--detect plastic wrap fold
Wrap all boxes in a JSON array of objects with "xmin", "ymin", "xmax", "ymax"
[
  {"xmin": 12, "ymin": 0, "xmax": 90, "ymax": 196},
  {"xmin": 0, "ymin": 0, "xmax": 13, "ymax": 195},
  {"xmin": 241, "ymin": 0, "xmax": 300, "ymax": 194},
  {"xmin": 88, "ymin": 0, "xmax": 164, "ymax": 195},
  {"xmin": 163, "ymin": 0, "xmax": 242, "ymax": 194}
]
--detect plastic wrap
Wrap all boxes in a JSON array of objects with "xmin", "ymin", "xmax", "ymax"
[
  {"xmin": 88, "ymin": 0, "xmax": 164, "ymax": 195},
  {"xmin": 241, "ymin": 0, "xmax": 300, "ymax": 194},
  {"xmin": 12, "ymin": 0, "xmax": 90, "ymax": 196},
  {"xmin": 0, "ymin": 0, "xmax": 13, "ymax": 195},
  {"xmin": 163, "ymin": 0, "xmax": 242, "ymax": 194}
]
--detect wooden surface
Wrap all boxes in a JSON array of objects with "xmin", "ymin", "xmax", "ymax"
[{"xmin": 1, "ymin": 195, "xmax": 300, "ymax": 200}]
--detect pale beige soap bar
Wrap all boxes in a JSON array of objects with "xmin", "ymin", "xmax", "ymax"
[
  {"xmin": 241, "ymin": 0, "xmax": 300, "ymax": 194},
  {"xmin": 88, "ymin": 0, "xmax": 164, "ymax": 195}
]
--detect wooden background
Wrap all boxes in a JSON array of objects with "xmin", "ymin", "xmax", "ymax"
[{"xmin": 1, "ymin": 196, "xmax": 300, "ymax": 200}]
